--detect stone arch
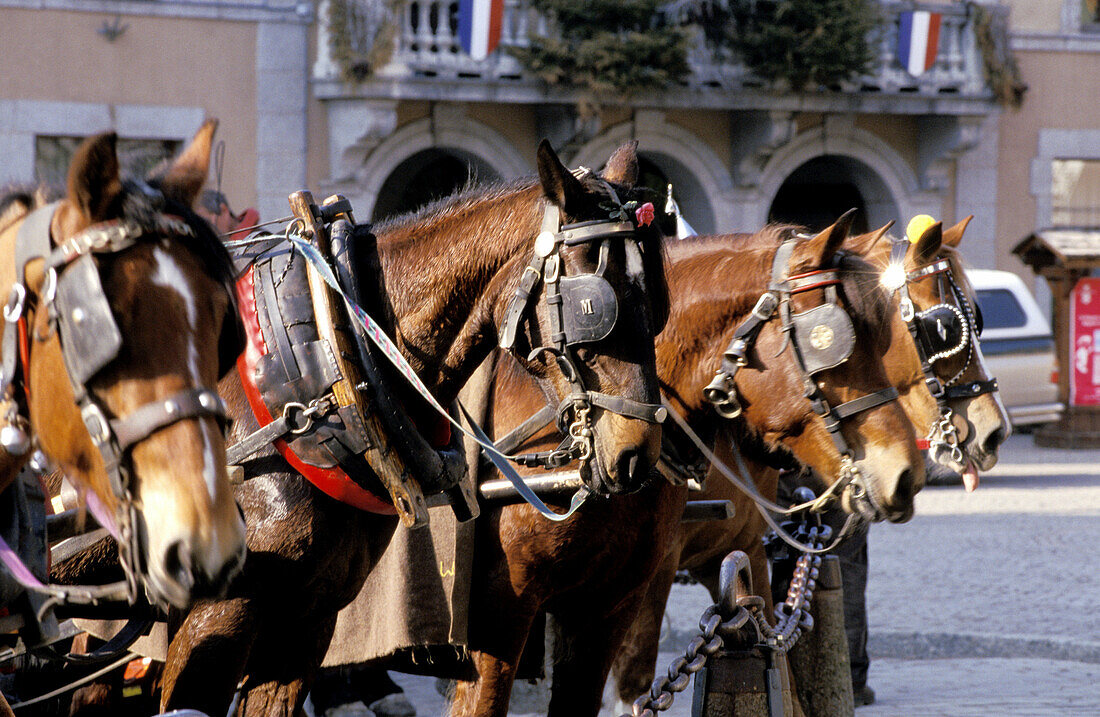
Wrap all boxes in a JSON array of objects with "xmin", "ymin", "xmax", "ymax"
[
  {"xmin": 755, "ymin": 124, "xmax": 939, "ymax": 231},
  {"xmin": 571, "ymin": 114, "xmax": 734, "ymax": 235},
  {"xmin": 341, "ymin": 116, "xmax": 530, "ymax": 219}
]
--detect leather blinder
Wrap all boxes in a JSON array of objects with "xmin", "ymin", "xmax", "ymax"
[
  {"xmin": 790, "ymin": 303, "xmax": 855, "ymax": 374},
  {"xmin": 559, "ymin": 274, "xmax": 618, "ymax": 345},
  {"xmin": 54, "ymin": 254, "xmax": 123, "ymax": 386}
]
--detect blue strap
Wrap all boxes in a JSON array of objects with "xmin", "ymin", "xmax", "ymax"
[
  {"xmin": 458, "ymin": 402, "xmax": 589, "ymax": 522},
  {"xmin": 288, "ymin": 234, "xmax": 590, "ymax": 522}
]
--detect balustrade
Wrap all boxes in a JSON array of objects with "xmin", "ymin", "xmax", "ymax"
[{"xmin": 316, "ymin": 0, "xmax": 998, "ymax": 100}]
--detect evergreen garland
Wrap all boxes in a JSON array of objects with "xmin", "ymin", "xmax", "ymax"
[
  {"xmin": 721, "ymin": 0, "xmax": 878, "ymax": 90},
  {"xmin": 510, "ymin": 0, "xmax": 691, "ymax": 112},
  {"xmin": 970, "ymin": 1, "xmax": 1027, "ymax": 109},
  {"xmin": 328, "ymin": 0, "xmax": 400, "ymax": 83}
]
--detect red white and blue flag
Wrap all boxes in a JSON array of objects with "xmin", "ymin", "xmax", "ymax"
[
  {"xmin": 458, "ymin": 0, "xmax": 504, "ymax": 61},
  {"xmin": 897, "ymin": 10, "xmax": 942, "ymax": 76}
]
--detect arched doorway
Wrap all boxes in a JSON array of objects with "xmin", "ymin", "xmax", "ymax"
[
  {"xmin": 769, "ymin": 155, "xmax": 899, "ymax": 235},
  {"xmin": 639, "ymin": 152, "xmax": 715, "ymax": 235},
  {"xmin": 371, "ymin": 148, "xmax": 502, "ymax": 222}
]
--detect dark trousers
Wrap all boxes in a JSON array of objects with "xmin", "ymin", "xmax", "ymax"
[{"xmin": 777, "ymin": 470, "xmax": 870, "ymax": 690}]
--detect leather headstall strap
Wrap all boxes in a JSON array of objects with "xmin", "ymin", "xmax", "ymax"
[
  {"xmin": 701, "ymin": 236, "xmax": 900, "ymax": 511},
  {"xmin": 2, "ymin": 197, "xmax": 229, "ymax": 604},
  {"xmin": 497, "ymin": 186, "xmax": 667, "ymax": 471},
  {"xmin": 889, "ymin": 239, "xmax": 996, "ymax": 463},
  {"xmin": 891, "ymin": 239, "xmax": 997, "ymax": 405}
]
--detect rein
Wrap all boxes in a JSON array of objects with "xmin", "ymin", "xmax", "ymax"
[{"xmin": 0, "ymin": 194, "xmax": 230, "ymax": 605}]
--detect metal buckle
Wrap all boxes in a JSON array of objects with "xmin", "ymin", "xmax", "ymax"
[
  {"xmin": 899, "ymin": 297, "xmax": 914, "ymax": 322},
  {"xmin": 81, "ymin": 403, "xmax": 112, "ymax": 446},
  {"xmin": 752, "ymin": 292, "xmax": 779, "ymax": 320},
  {"xmin": 544, "ymin": 255, "xmax": 560, "ymax": 284}
]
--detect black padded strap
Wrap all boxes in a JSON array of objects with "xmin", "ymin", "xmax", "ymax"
[{"xmin": 944, "ymin": 378, "xmax": 998, "ymax": 399}]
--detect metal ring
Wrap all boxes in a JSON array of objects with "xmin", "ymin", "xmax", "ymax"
[
  {"xmin": 40, "ymin": 267, "xmax": 58, "ymax": 305},
  {"xmin": 3, "ymin": 284, "xmax": 26, "ymax": 323},
  {"xmin": 282, "ymin": 401, "xmax": 313, "ymax": 434}
]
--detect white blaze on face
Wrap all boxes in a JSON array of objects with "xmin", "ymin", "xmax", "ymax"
[{"xmin": 150, "ymin": 247, "xmax": 220, "ymax": 502}]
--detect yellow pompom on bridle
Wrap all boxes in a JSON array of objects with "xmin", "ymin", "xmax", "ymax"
[{"xmin": 905, "ymin": 214, "xmax": 937, "ymax": 244}]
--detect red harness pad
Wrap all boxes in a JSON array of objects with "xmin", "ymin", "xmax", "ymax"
[{"xmin": 234, "ymin": 266, "xmax": 396, "ymax": 514}]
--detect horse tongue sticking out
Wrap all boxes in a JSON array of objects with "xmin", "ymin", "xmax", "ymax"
[{"xmin": 963, "ymin": 458, "xmax": 980, "ymax": 492}]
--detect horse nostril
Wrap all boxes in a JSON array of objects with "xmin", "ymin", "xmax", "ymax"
[
  {"xmin": 616, "ymin": 449, "xmax": 646, "ymax": 485},
  {"xmin": 983, "ymin": 427, "xmax": 1006, "ymax": 455},
  {"xmin": 163, "ymin": 540, "xmax": 195, "ymax": 593},
  {"xmin": 894, "ymin": 468, "xmax": 917, "ymax": 504}
]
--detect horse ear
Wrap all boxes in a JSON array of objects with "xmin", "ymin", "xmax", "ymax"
[
  {"xmin": 537, "ymin": 139, "xmax": 586, "ymax": 213},
  {"xmin": 152, "ymin": 118, "xmax": 219, "ymax": 207},
  {"xmin": 843, "ymin": 220, "xmax": 895, "ymax": 257},
  {"xmin": 797, "ymin": 208, "xmax": 857, "ymax": 269},
  {"xmin": 911, "ymin": 221, "xmax": 943, "ymax": 266},
  {"xmin": 942, "ymin": 215, "xmax": 973, "ymax": 248},
  {"xmin": 601, "ymin": 140, "xmax": 639, "ymax": 188},
  {"xmin": 67, "ymin": 132, "xmax": 123, "ymax": 223}
]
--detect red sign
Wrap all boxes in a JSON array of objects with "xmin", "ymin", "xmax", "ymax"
[{"xmin": 1071, "ymin": 278, "xmax": 1100, "ymax": 406}]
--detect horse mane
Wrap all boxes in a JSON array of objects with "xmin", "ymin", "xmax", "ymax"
[
  {"xmin": 373, "ymin": 177, "xmax": 538, "ymax": 237},
  {"xmin": 666, "ymin": 224, "xmax": 892, "ymax": 347}
]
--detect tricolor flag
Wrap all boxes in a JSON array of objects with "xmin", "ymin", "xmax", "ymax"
[
  {"xmin": 458, "ymin": 0, "xmax": 504, "ymax": 61},
  {"xmin": 897, "ymin": 10, "xmax": 942, "ymax": 77}
]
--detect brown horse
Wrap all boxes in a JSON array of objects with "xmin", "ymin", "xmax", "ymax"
[
  {"xmin": 148, "ymin": 140, "xmax": 670, "ymax": 716},
  {"xmin": 445, "ymin": 216, "xmax": 927, "ymax": 717},
  {"xmin": 610, "ymin": 217, "xmax": 1011, "ymax": 710},
  {"xmin": 0, "ymin": 123, "xmax": 247, "ymax": 611}
]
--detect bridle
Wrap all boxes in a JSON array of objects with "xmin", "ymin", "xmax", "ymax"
[
  {"xmin": 498, "ymin": 173, "xmax": 667, "ymax": 473},
  {"xmin": 702, "ymin": 236, "xmax": 899, "ymax": 519},
  {"xmin": 887, "ymin": 238, "xmax": 997, "ymax": 466},
  {"xmin": 0, "ymin": 187, "xmax": 235, "ymax": 604}
]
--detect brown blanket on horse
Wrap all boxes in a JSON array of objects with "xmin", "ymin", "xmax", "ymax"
[
  {"xmin": 75, "ymin": 360, "xmax": 494, "ymax": 670},
  {"xmin": 317, "ymin": 357, "xmax": 493, "ymax": 675}
]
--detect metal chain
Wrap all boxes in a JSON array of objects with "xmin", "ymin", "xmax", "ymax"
[
  {"xmin": 927, "ymin": 407, "xmax": 965, "ymax": 466},
  {"xmin": 626, "ymin": 603, "xmax": 752, "ymax": 717},
  {"xmin": 756, "ymin": 524, "xmax": 827, "ymax": 652}
]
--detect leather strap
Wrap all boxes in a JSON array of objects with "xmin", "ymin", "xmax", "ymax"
[
  {"xmin": 111, "ymin": 388, "xmax": 227, "ymax": 452},
  {"xmin": 832, "ymin": 387, "xmax": 900, "ymax": 420}
]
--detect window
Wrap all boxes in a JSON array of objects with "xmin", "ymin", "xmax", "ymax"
[
  {"xmin": 1083, "ymin": 0, "xmax": 1100, "ymax": 30},
  {"xmin": 975, "ymin": 289, "xmax": 1028, "ymax": 331},
  {"xmin": 34, "ymin": 136, "xmax": 180, "ymax": 187},
  {"xmin": 1051, "ymin": 158, "xmax": 1100, "ymax": 227}
]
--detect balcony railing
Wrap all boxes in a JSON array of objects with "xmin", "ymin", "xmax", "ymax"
[{"xmin": 315, "ymin": 0, "xmax": 998, "ymax": 100}]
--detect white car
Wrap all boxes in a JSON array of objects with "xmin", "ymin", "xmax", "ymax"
[{"xmin": 968, "ymin": 269, "xmax": 1063, "ymax": 428}]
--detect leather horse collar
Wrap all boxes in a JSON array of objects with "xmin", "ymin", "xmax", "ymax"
[{"xmin": 0, "ymin": 191, "xmax": 229, "ymax": 604}]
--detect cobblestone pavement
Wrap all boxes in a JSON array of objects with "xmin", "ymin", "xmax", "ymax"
[{"xmin": 325, "ymin": 434, "xmax": 1100, "ymax": 716}]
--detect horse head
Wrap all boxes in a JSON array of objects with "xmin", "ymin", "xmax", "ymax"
[
  {"xmin": 673, "ymin": 214, "xmax": 924, "ymax": 523},
  {"xmin": 851, "ymin": 216, "xmax": 1009, "ymax": 486},
  {"xmin": 0, "ymin": 121, "xmax": 247, "ymax": 608},
  {"xmin": 499, "ymin": 140, "xmax": 668, "ymax": 495}
]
